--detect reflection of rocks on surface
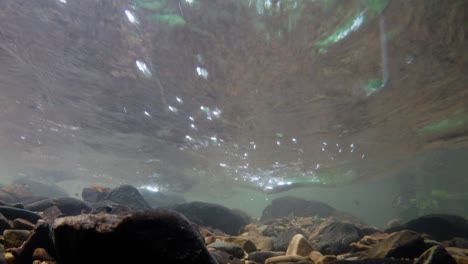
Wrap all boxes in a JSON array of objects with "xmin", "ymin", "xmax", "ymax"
[{"xmin": 0, "ymin": 184, "xmax": 468, "ymax": 264}]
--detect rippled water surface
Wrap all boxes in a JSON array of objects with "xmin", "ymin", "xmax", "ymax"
[{"xmin": 0, "ymin": 0, "xmax": 467, "ymax": 225}]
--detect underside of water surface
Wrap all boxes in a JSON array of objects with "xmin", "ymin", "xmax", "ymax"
[{"xmin": 0, "ymin": 0, "xmax": 467, "ymax": 226}]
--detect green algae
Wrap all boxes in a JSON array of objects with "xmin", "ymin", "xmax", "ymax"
[
  {"xmin": 419, "ymin": 115, "xmax": 468, "ymax": 133},
  {"xmin": 315, "ymin": 0, "xmax": 389, "ymax": 49}
]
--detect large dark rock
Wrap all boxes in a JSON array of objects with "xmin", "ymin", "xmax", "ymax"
[
  {"xmin": 0, "ymin": 206, "xmax": 43, "ymax": 223},
  {"xmin": 168, "ymin": 201, "xmax": 250, "ymax": 235},
  {"xmin": 272, "ymin": 227, "xmax": 308, "ymax": 252},
  {"xmin": 104, "ymin": 185, "xmax": 151, "ymax": 210},
  {"xmin": 385, "ymin": 214, "xmax": 468, "ymax": 241},
  {"xmin": 16, "ymin": 221, "xmax": 57, "ymax": 264},
  {"xmin": 261, "ymin": 196, "xmax": 336, "ymax": 221},
  {"xmin": 316, "ymin": 222, "xmax": 365, "ymax": 255},
  {"xmin": 207, "ymin": 241, "xmax": 245, "ymax": 259},
  {"xmin": 89, "ymin": 200, "xmax": 132, "ymax": 215},
  {"xmin": 24, "ymin": 197, "xmax": 91, "ymax": 216},
  {"xmin": 53, "ymin": 209, "xmax": 218, "ymax": 264},
  {"xmin": 81, "ymin": 187, "xmax": 110, "ymax": 203},
  {"xmin": 366, "ymin": 230, "xmax": 428, "ymax": 260},
  {"xmin": 414, "ymin": 245, "xmax": 457, "ymax": 264}
]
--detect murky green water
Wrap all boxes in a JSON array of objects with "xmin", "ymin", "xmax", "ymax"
[{"xmin": 0, "ymin": 0, "xmax": 467, "ymax": 226}]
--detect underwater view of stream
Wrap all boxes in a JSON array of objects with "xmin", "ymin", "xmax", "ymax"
[{"xmin": 0, "ymin": 0, "xmax": 467, "ymax": 228}]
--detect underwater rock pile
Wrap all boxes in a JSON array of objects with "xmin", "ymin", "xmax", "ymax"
[{"xmin": 0, "ymin": 183, "xmax": 467, "ymax": 264}]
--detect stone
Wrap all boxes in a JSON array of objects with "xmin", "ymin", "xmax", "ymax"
[
  {"xmin": 25, "ymin": 197, "xmax": 92, "ymax": 216},
  {"xmin": 4, "ymin": 252, "xmax": 15, "ymax": 264},
  {"xmin": 316, "ymin": 255, "xmax": 337, "ymax": 264},
  {"xmin": 261, "ymin": 196, "xmax": 336, "ymax": 221},
  {"xmin": 11, "ymin": 218, "xmax": 35, "ymax": 230},
  {"xmin": 100, "ymin": 184, "xmax": 151, "ymax": 210},
  {"xmin": 210, "ymin": 250, "xmax": 243, "ymax": 264},
  {"xmin": 385, "ymin": 214, "xmax": 468, "ymax": 241},
  {"xmin": 16, "ymin": 221, "xmax": 56, "ymax": 264},
  {"xmin": 217, "ymin": 236, "xmax": 257, "ymax": 253},
  {"xmin": 273, "ymin": 228, "xmax": 308, "ymax": 251},
  {"xmin": 265, "ymin": 255, "xmax": 309, "ymax": 264},
  {"xmin": 286, "ymin": 234, "xmax": 313, "ymax": 257},
  {"xmin": 168, "ymin": 201, "xmax": 250, "ymax": 235},
  {"xmin": 0, "ymin": 206, "xmax": 42, "ymax": 223},
  {"xmin": 366, "ymin": 230, "xmax": 428, "ymax": 259},
  {"xmin": 446, "ymin": 247, "xmax": 468, "ymax": 256},
  {"xmin": 0, "ymin": 213, "xmax": 11, "ymax": 233},
  {"xmin": 309, "ymin": 250, "xmax": 323, "ymax": 262},
  {"xmin": 3, "ymin": 229, "xmax": 31, "ymax": 248},
  {"xmin": 32, "ymin": 248, "xmax": 54, "ymax": 261},
  {"xmin": 52, "ymin": 209, "xmax": 217, "ymax": 264},
  {"xmin": 414, "ymin": 245, "xmax": 457, "ymax": 264},
  {"xmin": 443, "ymin": 237, "xmax": 468, "ymax": 249},
  {"xmin": 89, "ymin": 200, "xmax": 132, "ymax": 214},
  {"xmin": 81, "ymin": 186, "xmax": 109, "ymax": 203},
  {"xmin": 453, "ymin": 255, "xmax": 468, "ymax": 264},
  {"xmin": 316, "ymin": 222, "xmax": 364, "ymax": 255},
  {"xmin": 41, "ymin": 206, "xmax": 63, "ymax": 222},
  {"xmin": 247, "ymin": 251, "xmax": 285, "ymax": 263},
  {"xmin": 207, "ymin": 241, "xmax": 245, "ymax": 259},
  {"xmin": 250, "ymin": 234, "xmax": 274, "ymax": 251}
]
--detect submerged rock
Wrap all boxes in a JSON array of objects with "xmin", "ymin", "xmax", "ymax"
[
  {"xmin": 414, "ymin": 245, "xmax": 457, "ymax": 264},
  {"xmin": 365, "ymin": 230, "xmax": 428, "ymax": 259},
  {"xmin": 24, "ymin": 197, "xmax": 91, "ymax": 216},
  {"xmin": 169, "ymin": 201, "xmax": 250, "ymax": 235},
  {"xmin": 385, "ymin": 214, "xmax": 468, "ymax": 241},
  {"xmin": 103, "ymin": 184, "xmax": 151, "ymax": 210},
  {"xmin": 0, "ymin": 206, "xmax": 42, "ymax": 223},
  {"xmin": 52, "ymin": 209, "xmax": 218, "ymax": 264},
  {"xmin": 315, "ymin": 222, "xmax": 365, "ymax": 255},
  {"xmin": 261, "ymin": 196, "xmax": 336, "ymax": 221}
]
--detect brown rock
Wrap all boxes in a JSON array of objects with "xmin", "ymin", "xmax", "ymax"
[
  {"xmin": 241, "ymin": 232, "xmax": 274, "ymax": 251},
  {"xmin": 446, "ymin": 247, "xmax": 468, "ymax": 256},
  {"xmin": 3, "ymin": 229, "xmax": 31, "ymax": 248},
  {"xmin": 32, "ymin": 248, "xmax": 54, "ymax": 261},
  {"xmin": 316, "ymin": 255, "xmax": 337, "ymax": 264},
  {"xmin": 349, "ymin": 241, "xmax": 372, "ymax": 251},
  {"xmin": 265, "ymin": 255, "xmax": 308, "ymax": 264},
  {"xmin": 453, "ymin": 255, "xmax": 468, "ymax": 264},
  {"xmin": 42, "ymin": 206, "xmax": 63, "ymax": 222},
  {"xmin": 366, "ymin": 230, "xmax": 427, "ymax": 259},
  {"xmin": 241, "ymin": 224, "xmax": 261, "ymax": 235},
  {"xmin": 205, "ymin": 235, "xmax": 216, "ymax": 244},
  {"xmin": 217, "ymin": 236, "xmax": 258, "ymax": 253},
  {"xmin": 309, "ymin": 250, "xmax": 323, "ymax": 262},
  {"xmin": 414, "ymin": 245, "xmax": 457, "ymax": 264},
  {"xmin": 4, "ymin": 252, "xmax": 16, "ymax": 263},
  {"xmin": 12, "ymin": 218, "xmax": 35, "ymax": 230},
  {"xmin": 359, "ymin": 234, "xmax": 388, "ymax": 246},
  {"xmin": 286, "ymin": 234, "xmax": 313, "ymax": 256}
]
